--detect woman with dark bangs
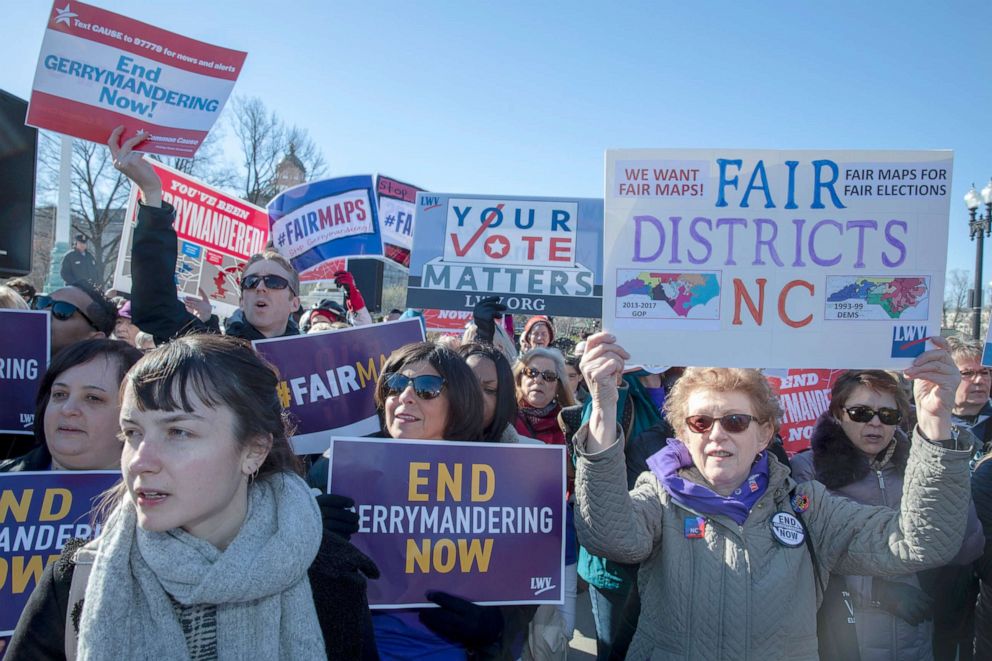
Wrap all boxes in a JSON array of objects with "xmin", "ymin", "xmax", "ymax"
[{"xmin": 7, "ymin": 334, "xmax": 376, "ymax": 660}]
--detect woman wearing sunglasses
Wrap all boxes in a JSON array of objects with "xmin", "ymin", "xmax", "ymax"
[
  {"xmin": 353, "ymin": 341, "xmax": 539, "ymax": 660},
  {"xmin": 573, "ymin": 332, "xmax": 976, "ymax": 660},
  {"xmin": 790, "ymin": 370, "xmax": 985, "ymax": 661},
  {"xmin": 512, "ymin": 348, "xmax": 576, "ymax": 446}
]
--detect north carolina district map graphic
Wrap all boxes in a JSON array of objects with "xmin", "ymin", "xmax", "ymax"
[
  {"xmin": 824, "ymin": 275, "xmax": 929, "ymax": 321},
  {"xmin": 615, "ymin": 271, "xmax": 720, "ymax": 319}
]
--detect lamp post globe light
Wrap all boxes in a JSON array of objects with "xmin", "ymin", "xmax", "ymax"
[{"xmin": 966, "ymin": 179, "xmax": 992, "ymax": 340}]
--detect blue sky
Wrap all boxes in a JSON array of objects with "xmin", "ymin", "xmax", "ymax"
[{"xmin": 3, "ymin": 1, "xmax": 991, "ymax": 279}]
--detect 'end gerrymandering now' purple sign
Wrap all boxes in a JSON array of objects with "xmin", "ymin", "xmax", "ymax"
[
  {"xmin": 252, "ymin": 319, "xmax": 425, "ymax": 454},
  {"xmin": 329, "ymin": 437, "xmax": 566, "ymax": 608},
  {"xmin": 1, "ymin": 471, "xmax": 120, "ymax": 636},
  {"xmin": 0, "ymin": 310, "xmax": 49, "ymax": 435}
]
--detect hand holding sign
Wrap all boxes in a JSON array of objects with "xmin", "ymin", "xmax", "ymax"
[
  {"xmin": 419, "ymin": 591, "xmax": 504, "ymax": 649},
  {"xmin": 108, "ymin": 126, "xmax": 162, "ymax": 207},
  {"xmin": 904, "ymin": 335, "xmax": 960, "ymax": 441}
]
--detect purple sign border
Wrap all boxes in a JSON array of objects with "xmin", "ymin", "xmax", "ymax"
[{"xmin": 329, "ymin": 436, "xmax": 566, "ymax": 609}]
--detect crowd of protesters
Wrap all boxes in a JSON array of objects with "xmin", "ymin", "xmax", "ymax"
[{"xmin": 0, "ymin": 128, "xmax": 990, "ymax": 660}]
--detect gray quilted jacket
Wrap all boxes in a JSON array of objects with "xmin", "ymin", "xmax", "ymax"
[{"xmin": 573, "ymin": 426, "xmax": 973, "ymax": 661}]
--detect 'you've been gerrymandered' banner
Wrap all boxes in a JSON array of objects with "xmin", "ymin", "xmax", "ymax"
[{"xmin": 604, "ymin": 149, "xmax": 953, "ymax": 369}]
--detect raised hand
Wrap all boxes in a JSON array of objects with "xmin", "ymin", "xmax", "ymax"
[
  {"xmin": 903, "ymin": 335, "xmax": 959, "ymax": 441},
  {"xmin": 107, "ymin": 125, "xmax": 162, "ymax": 207},
  {"xmin": 184, "ymin": 288, "xmax": 213, "ymax": 322}
]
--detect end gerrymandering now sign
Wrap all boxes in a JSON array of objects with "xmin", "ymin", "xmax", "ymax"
[
  {"xmin": 113, "ymin": 161, "xmax": 268, "ymax": 317},
  {"xmin": 0, "ymin": 311, "xmax": 49, "ymax": 436},
  {"xmin": 0, "ymin": 471, "xmax": 120, "ymax": 637},
  {"xmin": 28, "ymin": 1, "xmax": 245, "ymax": 157},
  {"xmin": 267, "ymin": 176, "xmax": 385, "ymax": 281},
  {"xmin": 329, "ymin": 437, "xmax": 565, "ymax": 608},
  {"xmin": 407, "ymin": 193, "xmax": 604, "ymax": 316},
  {"xmin": 252, "ymin": 319, "xmax": 425, "ymax": 454},
  {"xmin": 604, "ymin": 149, "xmax": 953, "ymax": 369}
]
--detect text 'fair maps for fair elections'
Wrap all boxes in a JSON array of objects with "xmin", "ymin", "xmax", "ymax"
[
  {"xmin": 406, "ymin": 194, "xmax": 604, "ymax": 316},
  {"xmin": 377, "ymin": 175, "xmax": 425, "ymax": 268},
  {"xmin": 604, "ymin": 150, "xmax": 952, "ymax": 369},
  {"xmin": 113, "ymin": 161, "xmax": 269, "ymax": 317},
  {"xmin": 28, "ymin": 1, "xmax": 245, "ymax": 157},
  {"xmin": 267, "ymin": 175, "xmax": 385, "ymax": 282}
]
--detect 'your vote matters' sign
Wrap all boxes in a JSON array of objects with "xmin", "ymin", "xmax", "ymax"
[
  {"xmin": 604, "ymin": 149, "xmax": 953, "ymax": 369},
  {"xmin": 329, "ymin": 438, "xmax": 566, "ymax": 608},
  {"xmin": 407, "ymin": 194, "xmax": 603, "ymax": 317}
]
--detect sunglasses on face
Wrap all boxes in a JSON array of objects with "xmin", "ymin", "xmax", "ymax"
[
  {"xmin": 31, "ymin": 295, "xmax": 100, "ymax": 331},
  {"xmin": 844, "ymin": 405, "xmax": 902, "ymax": 426},
  {"xmin": 240, "ymin": 273, "xmax": 296, "ymax": 295},
  {"xmin": 523, "ymin": 366, "xmax": 559, "ymax": 383},
  {"xmin": 685, "ymin": 413, "xmax": 758, "ymax": 434},
  {"xmin": 383, "ymin": 373, "xmax": 446, "ymax": 400}
]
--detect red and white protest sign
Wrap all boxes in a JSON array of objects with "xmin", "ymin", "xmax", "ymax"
[
  {"xmin": 28, "ymin": 1, "xmax": 245, "ymax": 157},
  {"xmin": 376, "ymin": 174, "xmax": 424, "ymax": 268},
  {"xmin": 113, "ymin": 161, "xmax": 268, "ymax": 317},
  {"xmin": 422, "ymin": 308, "xmax": 473, "ymax": 333},
  {"xmin": 765, "ymin": 368, "xmax": 845, "ymax": 454}
]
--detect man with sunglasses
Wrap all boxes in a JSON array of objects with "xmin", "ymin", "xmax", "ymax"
[
  {"xmin": 32, "ymin": 282, "xmax": 116, "ymax": 357},
  {"xmin": 108, "ymin": 128, "xmax": 302, "ymax": 343}
]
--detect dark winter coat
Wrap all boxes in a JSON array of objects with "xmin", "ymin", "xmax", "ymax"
[
  {"xmin": 973, "ymin": 456, "xmax": 992, "ymax": 659},
  {"xmin": 0, "ymin": 444, "xmax": 51, "ymax": 472},
  {"xmin": 60, "ymin": 249, "xmax": 100, "ymax": 287},
  {"xmin": 5, "ymin": 530, "xmax": 379, "ymax": 660},
  {"xmin": 791, "ymin": 413, "xmax": 984, "ymax": 661}
]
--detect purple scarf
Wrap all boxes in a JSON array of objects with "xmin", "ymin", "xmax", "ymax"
[{"xmin": 646, "ymin": 440, "xmax": 769, "ymax": 525}]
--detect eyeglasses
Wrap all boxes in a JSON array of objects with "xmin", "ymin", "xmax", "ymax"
[
  {"xmin": 523, "ymin": 366, "xmax": 559, "ymax": 383},
  {"xmin": 960, "ymin": 369, "xmax": 992, "ymax": 381},
  {"xmin": 383, "ymin": 373, "xmax": 446, "ymax": 400},
  {"xmin": 31, "ymin": 295, "xmax": 100, "ymax": 331},
  {"xmin": 240, "ymin": 273, "xmax": 296, "ymax": 295},
  {"xmin": 844, "ymin": 405, "xmax": 902, "ymax": 426},
  {"xmin": 685, "ymin": 413, "xmax": 758, "ymax": 434}
]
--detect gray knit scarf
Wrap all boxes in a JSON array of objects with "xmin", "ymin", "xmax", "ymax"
[{"xmin": 77, "ymin": 473, "xmax": 325, "ymax": 661}]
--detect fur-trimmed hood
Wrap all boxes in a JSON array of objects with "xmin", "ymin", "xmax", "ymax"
[{"xmin": 810, "ymin": 411, "xmax": 910, "ymax": 489}]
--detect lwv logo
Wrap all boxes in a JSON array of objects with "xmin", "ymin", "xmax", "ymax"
[{"xmin": 530, "ymin": 576, "xmax": 556, "ymax": 596}]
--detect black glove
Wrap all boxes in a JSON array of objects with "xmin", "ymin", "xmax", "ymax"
[
  {"xmin": 315, "ymin": 493, "xmax": 359, "ymax": 540},
  {"xmin": 872, "ymin": 577, "xmax": 933, "ymax": 625},
  {"xmin": 472, "ymin": 296, "xmax": 507, "ymax": 344},
  {"xmin": 418, "ymin": 591, "xmax": 504, "ymax": 650}
]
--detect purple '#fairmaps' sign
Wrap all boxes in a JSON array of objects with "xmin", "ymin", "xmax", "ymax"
[
  {"xmin": 329, "ymin": 437, "xmax": 565, "ymax": 608},
  {"xmin": 253, "ymin": 319, "xmax": 424, "ymax": 454}
]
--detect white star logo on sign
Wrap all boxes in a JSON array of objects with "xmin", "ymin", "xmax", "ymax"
[{"xmin": 54, "ymin": 4, "xmax": 78, "ymax": 26}]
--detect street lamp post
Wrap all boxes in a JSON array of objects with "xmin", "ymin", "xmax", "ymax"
[{"xmin": 965, "ymin": 179, "xmax": 992, "ymax": 340}]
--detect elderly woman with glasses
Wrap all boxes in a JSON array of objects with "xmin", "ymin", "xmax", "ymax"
[
  {"xmin": 574, "ymin": 332, "xmax": 976, "ymax": 660},
  {"xmin": 513, "ymin": 347, "xmax": 576, "ymax": 446},
  {"xmin": 791, "ymin": 371, "xmax": 984, "ymax": 661}
]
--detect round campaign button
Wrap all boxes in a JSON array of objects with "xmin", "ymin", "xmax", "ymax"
[{"xmin": 769, "ymin": 511, "xmax": 805, "ymax": 547}]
